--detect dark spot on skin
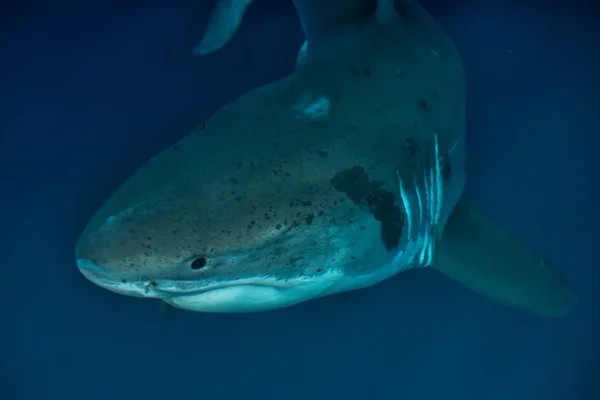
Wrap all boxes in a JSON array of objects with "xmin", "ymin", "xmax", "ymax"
[
  {"xmin": 419, "ymin": 100, "xmax": 428, "ymax": 110},
  {"xmin": 330, "ymin": 166, "xmax": 405, "ymax": 251},
  {"xmin": 305, "ymin": 215, "xmax": 314, "ymax": 225},
  {"xmin": 290, "ymin": 256, "xmax": 304, "ymax": 265},
  {"xmin": 120, "ymin": 279, "xmax": 127, "ymax": 283},
  {"xmin": 316, "ymin": 150, "xmax": 328, "ymax": 158},
  {"xmin": 199, "ymin": 123, "xmax": 207, "ymax": 130},
  {"xmin": 368, "ymin": 192, "xmax": 404, "ymax": 251},
  {"xmin": 330, "ymin": 166, "xmax": 370, "ymax": 204},
  {"xmin": 149, "ymin": 281, "xmax": 158, "ymax": 287},
  {"xmin": 191, "ymin": 257, "xmax": 207, "ymax": 270},
  {"xmin": 316, "ymin": 268, "xmax": 322, "ymax": 273},
  {"xmin": 275, "ymin": 224, "xmax": 282, "ymax": 230},
  {"xmin": 442, "ymin": 159, "xmax": 452, "ymax": 181}
]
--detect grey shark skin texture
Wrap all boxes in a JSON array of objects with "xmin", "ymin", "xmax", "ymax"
[{"xmin": 76, "ymin": 0, "xmax": 576, "ymax": 316}]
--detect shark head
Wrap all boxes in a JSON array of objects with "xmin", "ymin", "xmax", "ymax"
[
  {"xmin": 74, "ymin": 170, "xmax": 364, "ymax": 313},
  {"xmin": 76, "ymin": 0, "xmax": 463, "ymax": 313},
  {"xmin": 76, "ymin": 64, "xmax": 448, "ymax": 312},
  {"xmin": 75, "ymin": 133, "xmax": 349, "ymax": 312},
  {"xmin": 75, "ymin": 103, "xmax": 440, "ymax": 312}
]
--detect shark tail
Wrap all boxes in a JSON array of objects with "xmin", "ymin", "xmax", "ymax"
[{"xmin": 434, "ymin": 198, "xmax": 577, "ymax": 317}]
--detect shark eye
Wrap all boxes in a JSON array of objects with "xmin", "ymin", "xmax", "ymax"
[{"xmin": 190, "ymin": 257, "xmax": 208, "ymax": 270}]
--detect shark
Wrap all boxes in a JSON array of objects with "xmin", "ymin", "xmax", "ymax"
[{"xmin": 75, "ymin": 0, "xmax": 577, "ymax": 316}]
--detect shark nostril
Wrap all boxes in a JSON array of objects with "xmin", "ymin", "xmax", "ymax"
[{"xmin": 190, "ymin": 257, "xmax": 208, "ymax": 270}]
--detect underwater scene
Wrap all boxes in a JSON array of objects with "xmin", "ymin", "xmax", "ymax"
[{"xmin": 2, "ymin": 0, "xmax": 599, "ymax": 399}]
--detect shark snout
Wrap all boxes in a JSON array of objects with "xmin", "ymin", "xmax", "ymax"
[
  {"xmin": 76, "ymin": 258, "xmax": 127, "ymax": 290},
  {"xmin": 76, "ymin": 258, "xmax": 106, "ymax": 274},
  {"xmin": 76, "ymin": 258, "xmax": 161, "ymax": 298},
  {"xmin": 76, "ymin": 258, "xmax": 111, "ymax": 283}
]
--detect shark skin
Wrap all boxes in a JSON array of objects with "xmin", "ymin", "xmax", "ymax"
[{"xmin": 75, "ymin": 0, "xmax": 576, "ymax": 317}]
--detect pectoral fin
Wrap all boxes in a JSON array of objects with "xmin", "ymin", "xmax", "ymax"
[
  {"xmin": 160, "ymin": 301, "xmax": 174, "ymax": 317},
  {"xmin": 434, "ymin": 198, "xmax": 577, "ymax": 317}
]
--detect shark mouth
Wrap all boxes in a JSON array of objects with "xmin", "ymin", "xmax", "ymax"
[
  {"xmin": 76, "ymin": 257, "xmax": 345, "ymax": 312},
  {"xmin": 76, "ymin": 258, "xmax": 228, "ymax": 300},
  {"xmin": 76, "ymin": 258, "xmax": 168, "ymax": 299}
]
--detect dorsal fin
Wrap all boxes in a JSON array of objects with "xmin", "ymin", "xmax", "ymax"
[
  {"xmin": 291, "ymin": 0, "xmax": 377, "ymax": 44},
  {"xmin": 193, "ymin": 0, "xmax": 395, "ymax": 56},
  {"xmin": 293, "ymin": 0, "xmax": 397, "ymax": 62}
]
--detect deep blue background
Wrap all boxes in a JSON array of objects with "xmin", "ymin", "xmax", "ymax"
[{"xmin": 2, "ymin": 1, "xmax": 599, "ymax": 399}]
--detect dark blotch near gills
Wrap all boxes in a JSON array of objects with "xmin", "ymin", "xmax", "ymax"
[
  {"xmin": 330, "ymin": 166, "xmax": 405, "ymax": 251},
  {"xmin": 441, "ymin": 157, "xmax": 451, "ymax": 181}
]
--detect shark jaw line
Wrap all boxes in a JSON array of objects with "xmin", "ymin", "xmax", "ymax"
[
  {"xmin": 77, "ymin": 257, "xmax": 346, "ymax": 311},
  {"xmin": 160, "ymin": 271, "xmax": 346, "ymax": 313},
  {"xmin": 78, "ymin": 257, "xmax": 408, "ymax": 313},
  {"xmin": 163, "ymin": 248, "xmax": 421, "ymax": 313}
]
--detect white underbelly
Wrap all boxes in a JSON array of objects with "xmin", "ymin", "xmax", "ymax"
[{"xmin": 164, "ymin": 256, "xmax": 404, "ymax": 313}]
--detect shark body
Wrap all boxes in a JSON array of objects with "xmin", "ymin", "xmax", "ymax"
[{"xmin": 76, "ymin": 0, "xmax": 576, "ymax": 316}]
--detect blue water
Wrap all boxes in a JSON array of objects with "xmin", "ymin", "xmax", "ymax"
[{"xmin": 2, "ymin": 0, "xmax": 599, "ymax": 399}]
